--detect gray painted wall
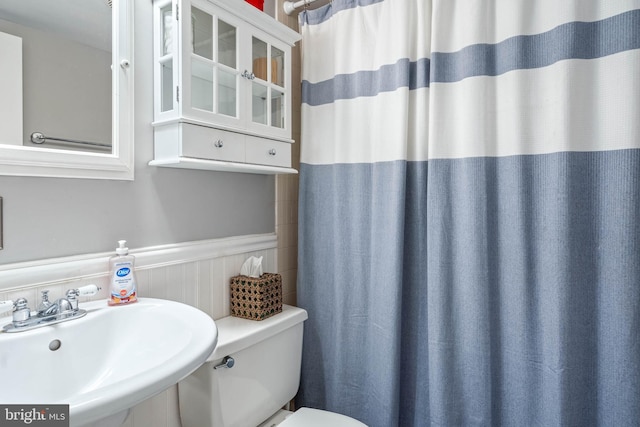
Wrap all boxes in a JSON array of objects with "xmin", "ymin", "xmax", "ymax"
[{"xmin": 0, "ymin": 0, "xmax": 275, "ymax": 265}]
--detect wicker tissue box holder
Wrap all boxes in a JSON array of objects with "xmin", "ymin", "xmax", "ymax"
[{"xmin": 230, "ymin": 273, "xmax": 282, "ymax": 321}]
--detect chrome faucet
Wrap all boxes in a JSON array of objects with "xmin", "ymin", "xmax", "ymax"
[
  {"xmin": 40, "ymin": 289, "xmax": 81, "ymax": 318},
  {"xmin": 0, "ymin": 284, "xmax": 100, "ymax": 333}
]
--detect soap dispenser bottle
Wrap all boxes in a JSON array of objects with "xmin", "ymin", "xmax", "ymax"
[{"xmin": 108, "ymin": 240, "xmax": 138, "ymax": 306}]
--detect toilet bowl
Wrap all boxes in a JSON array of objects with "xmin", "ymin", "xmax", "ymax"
[
  {"xmin": 276, "ymin": 407, "xmax": 367, "ymax": 427},
  {"xmin": 178, "ymin": 305, "xmax": 365, "ymax": 427}
]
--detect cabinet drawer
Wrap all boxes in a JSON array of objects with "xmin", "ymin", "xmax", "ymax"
[
  {"xmin": 245, "ymin": 136, "xmax": 291, "ymax": 168},
  {"xmin": 181, "ymin": 124, "xmax": 245, "ymax": 163}
]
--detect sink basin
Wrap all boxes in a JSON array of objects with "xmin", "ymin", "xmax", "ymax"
[{"xmin": 0, "ymin": 297, "xmax": 217, "ymax": 426}]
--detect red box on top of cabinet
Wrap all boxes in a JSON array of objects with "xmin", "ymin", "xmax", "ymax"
[{"xmin": 246, "ymin": 0, "xmax": 264, "ymax": 11}]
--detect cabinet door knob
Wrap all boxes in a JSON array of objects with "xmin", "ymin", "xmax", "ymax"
[
  {"xmin": 242, "ymin": 70, "xmax": 255, "ymax": 80},
  {"xmin": 214, "ymin": 140, "xmax": 224, "ymax": 148},
  {"xmin": 268, "ymin": 148, "xmax": 277, "ymax": 156}
]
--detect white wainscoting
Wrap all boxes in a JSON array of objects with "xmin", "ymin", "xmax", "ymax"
[{"xmin": 0, "ymin": 233, "xmax": 278, "ymax": 427}]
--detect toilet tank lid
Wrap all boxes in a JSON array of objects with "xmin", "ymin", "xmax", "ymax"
[{"xmin": 207, "ymin": 304, "xmax": 308, "ymax": 362}]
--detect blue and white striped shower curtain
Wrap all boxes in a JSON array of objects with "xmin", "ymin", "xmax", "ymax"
[{"xmin": 297, "ymin": 0, "xmax": 640, "ymax": 426}]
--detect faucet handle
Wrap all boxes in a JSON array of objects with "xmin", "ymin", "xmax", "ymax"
[
  {"xmin": 0, "ymin": 300, "xmax": 15, "ymax": 315},
  {"xmin": 76, "ymin": 284, "xmax": 101, "ymax": 297},
  {"xmin": 65, "ymin": 284, "xmax": 100, "ymax": 299}
]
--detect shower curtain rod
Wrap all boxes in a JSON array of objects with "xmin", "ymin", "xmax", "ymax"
[{"xmin": 283, "ymin": 0, "xmax": 321, "ymax": 15}]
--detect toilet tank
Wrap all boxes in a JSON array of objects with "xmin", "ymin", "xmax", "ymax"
[{"xmin": 179, "ymin": 305, "xmax": 308, "ymax": 427}]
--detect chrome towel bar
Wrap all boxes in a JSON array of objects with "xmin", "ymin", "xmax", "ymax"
[{"xmin": 30, "ymin": 132, "xmax": 111, "ymax": 149}]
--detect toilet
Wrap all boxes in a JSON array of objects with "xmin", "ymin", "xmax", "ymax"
[{"xmin": 178, "ymin": 305, "xmax": 366, "ymax": 427}]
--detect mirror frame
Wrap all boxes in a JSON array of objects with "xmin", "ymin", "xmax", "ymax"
[{"xmin": 0, "ymin": 0, "xmax": 134, "ymax": 180}]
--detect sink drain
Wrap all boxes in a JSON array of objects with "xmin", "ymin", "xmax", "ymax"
[{"xmin": 49, "ymin": 339, "xmax": 62, "ymax": 351}]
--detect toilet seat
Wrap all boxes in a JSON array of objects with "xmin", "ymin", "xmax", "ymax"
[{"xmin": 278, "ymin": 407, "xmax": 367, "ymax": 427}]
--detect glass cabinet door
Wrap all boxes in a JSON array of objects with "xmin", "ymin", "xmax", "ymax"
[
  {"xmin": 250, "ymin": 36, "xmax": 286, "ymax": 129},
  {"xmin": 217, "ymin": 19, "xmax": 237, "ymax": 117},
  {"xmin": 190, "ymin": 5, "xmax": 239, "ymax": 119},
  {"xmin": 159, "ymin": 3, "xmax": 176, "ymax": 113},
  {"xmin": 270, "ymin": 46, "xmax": 285, "ymax": 128}
]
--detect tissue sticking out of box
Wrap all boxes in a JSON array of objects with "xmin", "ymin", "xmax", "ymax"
[{"xmin": 240, "ymin": 256, "xmax": 263, "ymax": 278}]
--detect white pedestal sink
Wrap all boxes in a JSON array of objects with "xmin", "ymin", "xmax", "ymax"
[{"xmin": 0, "ymin": 298, "xmax": 218, "ymax": 427}]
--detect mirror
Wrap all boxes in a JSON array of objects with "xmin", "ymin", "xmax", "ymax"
[{"xmin": 0, "ymin": 0, "xmax": 133, "ymax": 180}]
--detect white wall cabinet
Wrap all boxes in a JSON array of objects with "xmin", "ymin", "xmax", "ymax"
[{"xmin": 150, "ymin": 0, "xmax": 300, "ymax": 174}]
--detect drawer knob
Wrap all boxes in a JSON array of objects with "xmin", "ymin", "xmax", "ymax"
[
  {"xmin": 268, "ymin": 148, "xmax": 277, "ymax": 156},
  {"xmin": 214, "ymin": 140, "xmax": 224, "ymax": 148}
]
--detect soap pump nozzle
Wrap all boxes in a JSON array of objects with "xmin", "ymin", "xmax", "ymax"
[{"xmin": 116, "ymin": 240, "xmax": 129, "ymax": 256}]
